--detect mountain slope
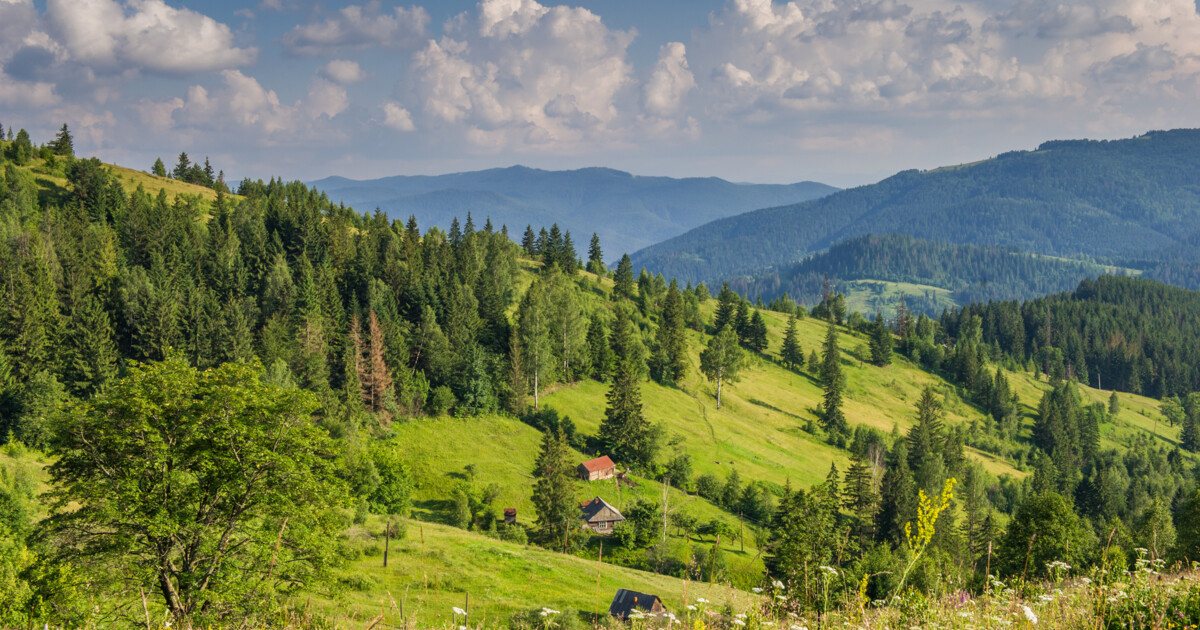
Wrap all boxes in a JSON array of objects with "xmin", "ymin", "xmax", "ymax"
[
  {"xmin": 630, "ymin": 129, "xmax": 1200, "ymax": 284},
  {"xmin": 310, "ymin": 165, "xmax": 837, "ymax": 256}
]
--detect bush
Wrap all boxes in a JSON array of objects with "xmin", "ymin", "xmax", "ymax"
[
  {"xmin": 427, "ymin": 386, "xmax": 456, "ymax": 416},
  {"xmin": 500, "ymin": 524, "xmax": 528, "ymax": 545},
  {"xmin": 695, "ymin": 473, "xmax": 721, "ymax": 502}
]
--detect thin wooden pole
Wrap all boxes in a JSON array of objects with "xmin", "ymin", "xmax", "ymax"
[
  {"xmin": 140, "ymin": 586, "xmax": 151, "ymax": 630},
  {"xmin": 384, "ymin": 519, "xmax": 390, "ymax": 568},
  {"xmin": 595, "ymin": 541, "xmax": 604, "ymax": 623}
]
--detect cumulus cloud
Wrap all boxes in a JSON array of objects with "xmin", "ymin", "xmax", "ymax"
[
  {"xmin": 43, "ymin": 0, "xmax": 255, "ymax": 74},
  {"xmin": 687, "ymin": 0, "xmax": 1200, "ymax": 125},
  {"xmin": 381, "ymin": 102, "xmax": 415, "ymax": 131},
  {"xmin": 643, "ymin": 42, "xmax": 696, "ymax": 117},
  {"xmin": 405, "ymin": 0, "xmax": 635, "ymax": 151},
  {"xmin": 282, "ymin": 1, "xmax": 429, "ymax": 55},
  {"xmin": 319, "ymin": 59, "xmax": 368, "ymax": 84}
]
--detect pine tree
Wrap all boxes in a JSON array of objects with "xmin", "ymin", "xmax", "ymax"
[
  {"xmin": 532, "ymin": 426, "xmax": 578, "ymax": 548},
  {"xmin": 561, "ymin": 231, "xmax": 578, "ymax": 275},
  {"xmin": 780, "ymin": 314, "xmax": 803, "ymax": 369},
  {"xmin": 700, "ymin": 325, "xmax": 743, "ymax": 410},
  {"xmin": 875, "ymin": 441, "xmax": 916, "ymax": 544},
  {"xmin": 173, "ymin": 152, "xmax": 191, "ymax": 179},
  {"xmin": 152, "ymin": 157, "xmax": 166, "ymax": 177},
  {"xmin": 907, "ymin": 386, "xmax": 946, "ymax": 494},
  {"xmin": 51, "ymin": 123, "xmax": 74, "ymax": 157},
  {"xmin": 1108, "ymin": 391, "xmax": 1121, "ymax": 416},
  {"xmin": 819, "ymin": 323, "xmax": 848, "ymax": 437},
  {"xmin": 546, "ymin": 272, "xmax": 585, "ymax": 382},
  {"xmin": 712, "ymin": 283, "xmax": 738, "ymax": 332},
  {"xmin": 807, "ymin": 350, "xmax": 820, "ymax": 372},
  {"xmin": 748, "ymin": 310, "xmax": 768, "ymax": 352},
  {"xmin": 653, "ymin": 280, "xmax": 688, "ymax": 384},
  {"xmin": 613, "ymin": 254, "xmax": 635, "ymax": 300},
  {"xmin": 842, "ymin": 456, "xmax": 877, "ymax": 547},
  {"xmin": 599, "ymin": 307, "xmax": 653, "ymax": 467},
  {"xmin": 585, "ymin": 313, "xmax": 611, "ymax": 381},
  {"xmin": 733, "ymin": 300, "xmax": 750, "ymax": 344},
  {"xmin": 587, "ymin": 233, "xmax": 604, "ymax": 275},
  {"xmin": 522, "ymin": 225, "xmax": 537, "ymax": 256},
  {"xmin": 1181, "ymin": 398, "xmax": 1200, "ymax": 452},
  {"xmin": 869, "ymin": 312, "xmax": 892, "ymax": 366},
  {"xmin": 64, "ymin": 294, "xmax": 119, "ymax": 396}
]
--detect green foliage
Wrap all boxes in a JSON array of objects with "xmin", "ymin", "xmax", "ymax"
[
  {"xmin": 699, "ymin": 324, "xmax": 743, "ymax": 410},
  {"xmin": 531, "ymin": 427, "xmax": 577, "ymax": 548},
  {"xmin": 41, "ymin": 358, "xmax": 349, "ymax": 623},
  {"xmin": 997, "ymin": 492, "xmax": 1088, "ymax": 578},
  {"xmin": 819, "ymin": 323, "xmax": 848, "ymax": 438},
  {"xmin": 599, "ymin": 307, "xmax": 654, "ymax": 469}
]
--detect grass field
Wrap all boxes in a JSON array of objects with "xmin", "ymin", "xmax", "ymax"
[{"xmin": 321, "ymin": 518, "xmax": 759, "ymax": 628}]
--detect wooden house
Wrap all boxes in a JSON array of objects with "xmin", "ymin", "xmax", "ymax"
[
  {"xmin": 608, "ymin": 589, "xmax": 667, "ymax": 620},
  {"xmin": 578, "ymin": 455, "xmax": 617, "ymax": 481},
  {"xmin": 503, "ymin": 508, "xmax": 517, "ymax": 525},
  {"xmin": 580, "ymin": 497, "xmax": 624, "ymax": 534}
]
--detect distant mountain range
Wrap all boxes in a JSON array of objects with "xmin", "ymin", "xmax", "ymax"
[
  {"xmin": 309, "ymin": 166, "xmax": 837, "ymax": 257},
  {"xmin": 630, "ymin": 129, "xmax": 1200, "ymax": 288}
]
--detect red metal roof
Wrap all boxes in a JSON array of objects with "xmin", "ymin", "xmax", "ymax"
[{"xmin": 579, "ymin": 455, "xmax": 616, "ymax": 472}]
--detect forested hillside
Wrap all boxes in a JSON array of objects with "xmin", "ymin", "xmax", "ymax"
[
  {"xmin": 311, "ymin": 165, "xmax": 837, "ymax": 257},
  {"xmin": 728, "ymin": 233, "xmax": 1129, "ymax": 312},
  {"xmin": 1, "ymin": 125, "xmax": 1199, "ymax": 629},
  {"xmin": 631, "ymin": 129, "xmax": 1200, "ymax": 286}
]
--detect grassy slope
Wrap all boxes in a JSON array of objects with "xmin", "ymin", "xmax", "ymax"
[{"xmin": 323, "ymin": 518, "xmax": 758, "ymax": 628}]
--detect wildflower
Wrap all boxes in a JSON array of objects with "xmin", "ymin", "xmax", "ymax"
[
  {"xmin": 773, "ymin": 579, "xmax": 785, "ymax": 589},
  {"xmin": 819, "ymin": 565, "xmax": 839, "ymax": 577},
  {"xmin": 753, "ymin": 587, "xmax": 764, "ymax": 593},
  {"xmin": 736, "ymin": 613, "xmax": 748, "ymax": 619},
  {"xmin": 453, "ymin": 607, "xmax": 468, "ymax": 616},
  {"xmin": 1021, "ymin": 605, "xmax": 1038, "ymax": 624},
  {"xmin": 1038, "ymin": 595, "xmax": 1054, "ymax": 602},
  {"xmin": 733, "ymin": 620, "xmax": 746, "ymax": 627},
  {"xmin": 687, "ymin": 605, "xmax": 697, "ymax": 611},
  {"xmin": 1080, "ymin": 577, "xmax": 1092, "ymax": 585},
  {"xmin": 790, "ymin": 626, "xmax": 809, "ymax": 630},
  {"xmin": 165, "ymin": 624, "xmax": 172, "ymax": 629},
  {"xmin": 696, "ymin": 598, "xmax": 709, "ymax": 603},
  {"xmin": 775, "ymin": 595, "xmax": 788, "ymax": 601}
]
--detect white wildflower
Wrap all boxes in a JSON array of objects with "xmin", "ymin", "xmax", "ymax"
[
  {"xmin": 736, "ymin": 613, "xmax": 747, "ymax": 619},
  {"xmin": 775, "ymin": 595, "xmax": 788, "ymax": 600},
  {"xmin": 453, "ymin": 607, "xmax": 468, "ymax": 616},
  {"xmin": 733, "ymin": 620, "xmax": 746, "ymax": 627},
  {"xmin": 687, "ymin": 605, "xmax": 697, "ymax": 611},
  {"xmin": 753, "ymin": 587, "xmax": 764, "ymax": 593},
  {"xmin": 819, "ymin": 565, "xmax": 839, "ymax": 577},
  {"xmin": 773, "ymin": 579, "xmax": 785, "ymax": 589},
  {"xmin": 1022, "ymin": 605, "xmax": 1038, "ymax": 624},
  {"xmin": 696, "ymin": 597, "xmax": 709, "ymax": 604}
]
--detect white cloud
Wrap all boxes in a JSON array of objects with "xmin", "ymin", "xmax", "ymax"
[
  {"xmin": 43, "ymin": 0, "xmax": 255, "ymax": 74},
  {"xmin": 381, "ymin": 102, "xmax": 415, "ymax": 131},
  {"xmin": 282, "ymin": 1, "xmax": 429, "ymax": 55},
  {"xmin": 0, "ymin": 69, "xmax": 58, "ymax": 107},
  {"xmin": 319, "ymin": 59, "xmax": 367, "ymax": 84},
  {"xmin": 305, "ymin": 77, "xmax": 349, "ymax": 119},
  {"xmin": 405, "ymin": 0, "xmax": 635, "ymax": 151},
  {"xmin": 644, "ymin": 42, "xmax": 696, "ymax": 117}
]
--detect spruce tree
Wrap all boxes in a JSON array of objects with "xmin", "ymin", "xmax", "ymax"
[
  {"xmin": 700, "ymin": 325, "xmax": 743, "ymax": 409},
  {"xmin": 748, "ymin": 310, "xmax": 768, "ymax": 352},
  {"xmin": 587, "ymin": 233, "xmax": 604, "ymax": 275},
  {"xmin": 712, "ymin": 283, "xmax": 738, "ymax": 332},
  {"xmin": 780, "ymin": 313, "xmax": 803, "ymax": 369},
  {"xmin": 613, "ymin": 254, "xmax": 635, "ymax": 300},
  {"xmin": 1181, "ymin": 402, "xmax": 1200, "ymax": 453},
  {"xmin": 869, "ymin": 312, "xmax": 892, "ymax": 366},
  {"xmin": 907, "ymin": 386, "xmax": 946, "ymax": 494},
  {"xmin": 842, "ymin": 456, "xmax": 877, "ymax": 547},
  {"xmin": 819, "ymin": 323, "xmax": 848, "ymax": 437},
  {"xmin": 875, "ymin": 440, "xmax": 916, "ymax": 545},
  {"xmin": 152, "ymin": 157, "xmax": 166, "ymax": 177},
  {"xmin": 652, "ymin": 280, "xmax": 688, "ymax": 384},
  {"xmin": 599, "ymin": 307, "xmax": 652, "ymax": 467},
  {"xmin": 532, "ymin": 426, "xmax": 578, "ymax": 549},
  {"xmin": 52, "ymin": 123, "xmax": 74, "ymax": 157},
  {"xmin": 561, "ymin": 230, "xmax": 578, "ymax": 275},
  {"xmin": 733, "ymin": 300, "xmax": 750, "ymax": 344},
  {"xmin": 65, "ymin": 294, "xmax": 119, "ymax": 397},
  {"xmin": 585, "ymin": 312, "xmax": 611, "ymax": 381},
  {"xmin": 173, "ymin": 152, "xmax": 191, "ymax": 179},
  {"xmin": 521, "ymin": 225, "xmax": 537, "ymax": 256}
]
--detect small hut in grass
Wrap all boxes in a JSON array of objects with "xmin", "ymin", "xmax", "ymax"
[
  {"xmin": 608, "ymin": 589, "xmax": 667, "ymax": 620},
  {"xmin": 578, "ymin": 455, "xmax": 617, "ymax": 481},
  {"xmin": 579, "ymin": 497, "xmax": 624, "ymax": 534}
]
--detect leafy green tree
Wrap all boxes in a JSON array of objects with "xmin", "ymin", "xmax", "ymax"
[
  {"xmin": 869, "ymin": 312, "xmax": 892, "ymax": 366},
  {"xmin": 41, "ymin": 358, "xmax": 348, "ymax": 623},
  {"xmin": 997, "ymin": 492, "xmax": 1087, "ymax": 578},
  {"xmin": 599, "ymin": 307, "xmax": 654, "ymax": 467},
  {"xmin": 780, "ymin": 313, "xmax": 804, "ymax": 369},
  {"xmin": 699, "ymin": 325, "xmax": 743, "ymax": 410},
  {"xmin": 532, "ymin": 426, "xmax": 577, "ymax": 549},
  {"xmin": 819, "ymin": 323, "xmax": 848, "ymax": 437},
  {"xmin": 10, "ymin": 129, "xmax": 32, "ymax": 165},
  {"xmin": 1108, "ymin": 391, "xmax": 1120, "ymax": 416},
  {"xmin": 1135, "ymin": 498, "xmax": 1176, "ymax": 562},
  {"xmin": 517, "ymin": 279, "xmax": 554, "ymax": 410},
  {"xmin": 764, "ymin": 481, "xmax": 838, "ymax": 598}
]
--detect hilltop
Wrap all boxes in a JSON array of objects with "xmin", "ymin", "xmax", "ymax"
[
  {"xmin": 310, "ymin": 165, "xmax": 836, "ymax": 257},
  {"xmin": 630, "ymin": 129, "xmax": 1200, "ymax": 288}
]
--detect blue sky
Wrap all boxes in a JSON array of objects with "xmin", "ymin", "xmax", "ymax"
[{"xmin": 3, "ymin": 0, "xmax": 1200, "ymax": 187}]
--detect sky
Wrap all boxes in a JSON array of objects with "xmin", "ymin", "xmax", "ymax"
[{"xmin": 3, "ymin": 0, "xmax": 1200, "ymax": 187}]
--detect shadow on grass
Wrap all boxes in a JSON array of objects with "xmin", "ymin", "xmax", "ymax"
[{"xmin": 747, "ymin": 398, "xmax": 803, "ymax": 420}]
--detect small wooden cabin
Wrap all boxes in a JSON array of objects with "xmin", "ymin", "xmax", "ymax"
[
  {"xmin": 608, "ymin": 589, "xmax": 667, "ymax": 620},
  {"xmin": 579, "ymin": 497, "xmax": 624, "ymax": 534},
  {"xmin": 578, "ymin": 455, "xmax": 617, "ymax": 481},
  {"xmin": 503, "ymin": 508, "xmax": 517, "ymax": 525}
]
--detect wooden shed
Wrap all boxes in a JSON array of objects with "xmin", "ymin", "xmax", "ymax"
[
  {"xmin": 503, "ymin": 508, "xmax": 517, "ymax": 525},
  {"xmin": 578, "ymin": 455, "xmax": 617, "ymax": 481},
  {"xmin": 608, "ymin": 589, "xmax": 667, "ymax": 620},
  {"xmin": 579, "ymin": 497, "xmax": 624, "ymax": 534}
]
